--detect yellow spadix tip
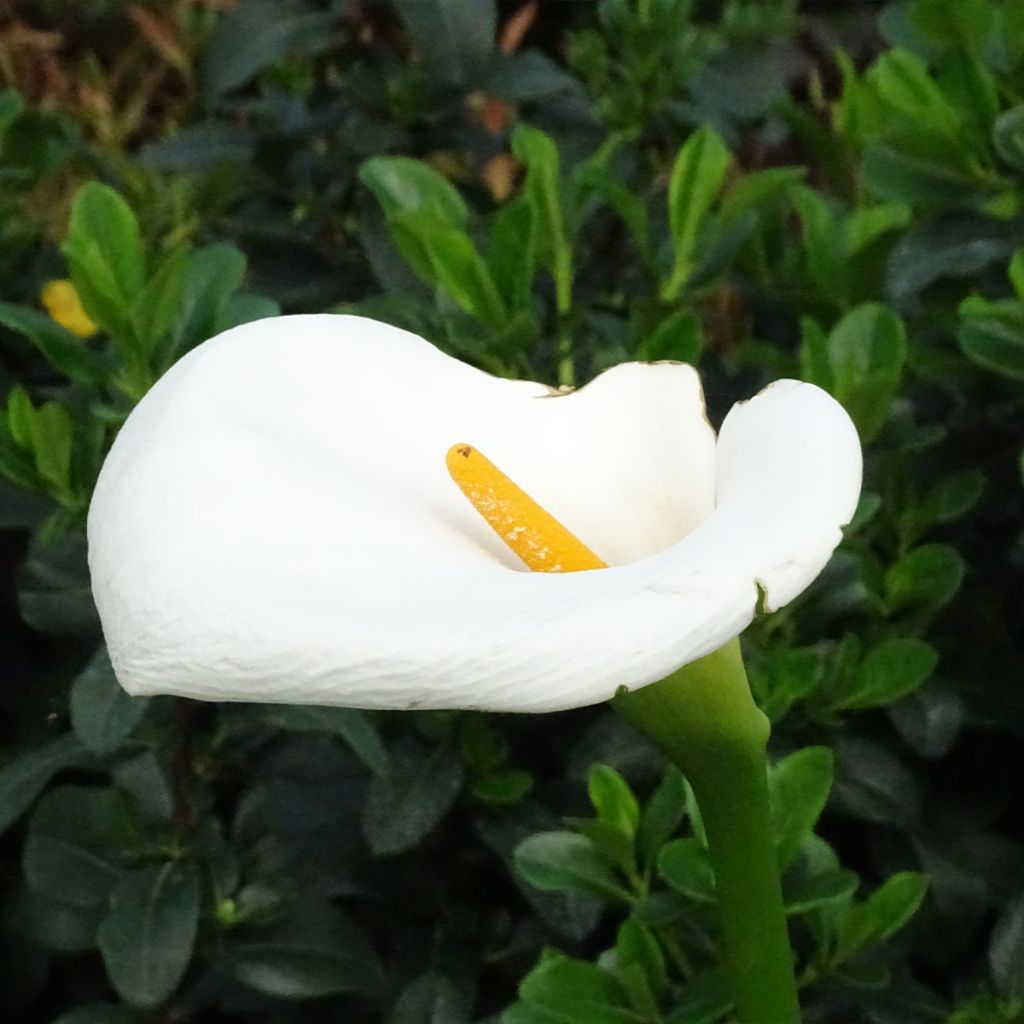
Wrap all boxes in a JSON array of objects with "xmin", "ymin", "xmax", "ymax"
[{"xmin": 446, "ymin": 443, "xmax": 607, "ymax": 573}]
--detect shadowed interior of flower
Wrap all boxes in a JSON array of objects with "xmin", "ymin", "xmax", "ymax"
[{"xmin": 445, "ymin": 443, "xmax": 607, "ymax": 574}]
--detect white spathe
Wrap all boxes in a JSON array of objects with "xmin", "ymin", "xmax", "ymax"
[{"xmin": 88, "ymin": 314, "xmax": 862, "ymax": 713}]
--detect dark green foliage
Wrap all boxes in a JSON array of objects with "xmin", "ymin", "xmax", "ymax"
[
  {"xmin": 98, "ymin": 862, "xmax": 201, "ymax": 1007},
  {"xmin": 0, "ymin": 1, "xmax": 1022, "ymax": 1022}
]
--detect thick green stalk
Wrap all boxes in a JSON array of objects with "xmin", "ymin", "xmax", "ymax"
[{"xmin": 614, "ymin": 640, "xmax": 801, "ymax": 1024}]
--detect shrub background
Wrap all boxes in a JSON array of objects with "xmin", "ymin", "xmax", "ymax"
[{"xmin": 0, "ymin": 1, "xmax": 1023, "ymax": 1022}]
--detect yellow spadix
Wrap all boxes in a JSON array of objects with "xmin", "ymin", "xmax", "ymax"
[{"xmin": 446, "ymin": 443, "xmax": 607, "ymax": 573}]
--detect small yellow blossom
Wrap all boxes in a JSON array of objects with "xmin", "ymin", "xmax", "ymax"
[{"xmin": 41, "ymin": 280, "xmax": 98, "ymax": 338}]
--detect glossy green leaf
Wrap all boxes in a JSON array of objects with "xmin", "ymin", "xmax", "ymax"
[
  {"xmin": 70, "ymin": 646, "xmax": 149, "ymax": 756},
  {"xmin": 640, "ymin": 310, "xmax": 703, "ymax": 364},
  {"xmin": 769, "ymin": 746, "xmax": 834, "ymax": 868},
  {"xmin": 202, "ymin": 0, "xmax": 333, "ymax": 99},
  {"xmin": 390, "ymin": 211, "xmax": 507, "ymax": 328},
  {"xmin": 393, "ymin": 0, "xmax": 495, "ymax": 87},
  {"xmin": 477, "ymin": 809, "xmax": 602, "ymax": 942},
  {"xmin": 219, "ymin": 291, "xmax": 280, "ymax": 332},
  {"xmin": 827, "ymin": 302, "xmax": 907, "ymax": 442},
  {"xmin": 221, "ymin": 901, "xmax": 382, "ymax": 999},
  {"xmin": 889, "ymin": 220, "xmax": 1012, "ymax": 303},
  {"xmin": 19, "ymin": 884, "xmax": 102, "ymax": 953},
  {"xmin": 587, "ymin": 764, "xmax": 639, "ymax": 837},
  {"xmin": 747, "ymin": 647, "xmax": 825, "ymax": 722},
  {"xmin": 834, "ymin": 738, "xmax": 922, "ymax": 828},
  {"xmin": 719, "ymin": 166, "xmax": 805, "ymax": 224},
  {"xmin": 636, "ymin": 765, "xmax": 686, "ymax": 870},
  {"xmin": 131, "ymin": 249, "xmax": 187, "ymax": 359},
  {"xmin": 0, "ymin": 88, "xmax": 25, "ymax": 144},
  {"xmin": 663, "ymin": 125, "xmax": 730, "ymax": 299},
  {"xmin": 459, "ymin": 715, "xmax": 507, "ymax": 772},
  {"xmin": 682, "ymin": 208, "xmax": 756, "ymax": 292},
  {"xmin": 1009, "ymin": 250, "xmax": 1024, "ymax": 301},
  {"xmin": 24, "ymin": 786, "xmax": 125, "ymax": 909},
  {"xmin": 139, "ymin": 123, "xmax": 254, "ymax": 170},
  {"xmin": 18, "ymin": 529, "xmax": 99, "ymax": 635},
  {"xmin": 791, "ymin": 184, "xmax": 844, "ymax": 302},
  {"xmin": 889, "ymin": 686, "xmax": 964, "ymax": 759},
  {"xmin": 169, "ymin": 243, "xmax": 248, "ymax": 364},
  {"xmin": 98, "ymin": 862, "xmax": 200, "ymax": 1008},
  {"xmin": 576, "ymin": 161, "xmax": 653, "ymax": 266},
  {"xmin": 867, "ymin": 48, "xmax": 962, "ymax": 139},
  {"xmin": 614, "ymin": 917, "xmax": 666, "ymax": 1000},
  {"xmin": 864, "ymin": 144, "xmax": 989, "ymax": 206},
  {"xmin": 939, "ymin": 52, "xmax": 999, "ymax": 140},
  {"xmin": 658, "ymin": 837, "xmax": 716, "ymax": 903},
  {"xmin": 835, "ymin": 872, "xmax": 929, "ymax": 962},
  {"xmin": 112, "ymin": 752, "xmax": 174, "ymax": 823},
  {"xmin": 613, "ymin": 961, "xmax": 659, "ymax": 1021},
  {"xmin": 844, "ymin": 201, "xmax": 912, "ymax": 255},
  {"xmin": 363, "ymin": 742, "xmax": 463, "ymax": 854},
  {"xmin": 990, "ymin": 896, "xmax": 1024, "ymax": 1000},
  {"xmin": 471, "ymin": 768, "xmax": 534, "ymax": 806},
  {"xmin": 389, "ymin": 973, "xmax": 472, "ymax": 1024},
  {"xmin": 488, "ymin": 199, "xmax": 536, "ymax": 313},
  {"xmin": 920, "ymin": 469, "xmax": 985, "ymax": 527},
  {"xmin": 359, "ymin": 156, "xmax": 469, "ymax": 226},
  {"xmin": 798, "ymin": 316, "xmax": 831, "ymax": 389},
  {"xmin": 0, "ymin": 419, "xmax": 41, "ymax": 492},
  {"xmin": 0, "ymin": 734, "xmax": 88, "ymax": 838},
  {"xmin": 7, "ymin": 388, "xmax": 34, "ymax": 452},
  {"xmin": 994, "ymin": 106, "xmax": 1024, "ymax": 172},
  {"xmin": 834, "ymin": 960, "xmax": 891, "ymax": 989},
  {"xmin": 834, "ymin": 50, "xmax": 887, "ymax": 150},
  {"xmin": 260, "ymin": 704, "xmax": 389, "ymax": 776},
  {"xmin": 518, "ymin": 954, "xmax": 634, "ymax": 1024},
  {"xmin": 885, "ymin": 543, "xmax": 966, "ymax": 613},
  {"xmin": 784, "ymin": 868, "xmax": 858, "ymax": 916},
  {"xmin": 31, "ymin": 401, "xmax": 73, "ymax": 496},
  {"xmin": 61, "ymin": 183, "xmax": 144, "ymax": 343},
  {"xmin": 838, "ymin": 638, "xmax": 939, "ymax": 711},
  {"xmin": 6, "ymin": 389, "xmax": 74, "ymax": 499},
  {"xmin": 958, "ymin": 307, "xmax": 1024, "ymax": 381},
  {"xmin": 846, "ymin": 492, "xmax": 883, "ymax": 534},
  {"xmin": 910, "ymin": 0, "xmax": 991, "ymax": 50},
  {"xmin": 666, "ymin": 969, "xmax": 732, "ymax": 1024},
  {"xmin": 568, "ymin": 817, "xmax": 635, "ymax": 878},
  {"xmin": 511, "ymin": 124, "xmax": 572, "ymax": 314},
  {"xmin": 515, "ymin": 831, "xmax": 632, "ymax": 902}
]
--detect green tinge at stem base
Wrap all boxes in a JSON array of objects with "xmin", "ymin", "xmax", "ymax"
[{"xmin": 613, "ymin": 639, "xmax": 802, "ymax": 1024}]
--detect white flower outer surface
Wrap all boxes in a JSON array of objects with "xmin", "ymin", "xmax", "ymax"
[{"xmin": 88, "ymin": 314, "xmax": 862, "ymax": 713}]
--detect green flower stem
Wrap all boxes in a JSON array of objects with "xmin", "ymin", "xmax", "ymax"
[{"xmin": 614, "ymin": 639, "xmax": 801, "ymax": 1024}]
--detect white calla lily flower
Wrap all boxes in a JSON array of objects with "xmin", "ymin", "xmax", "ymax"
[{"xmin": 88, "ymin": 314, "xmax": 861, "ymax": 713}]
